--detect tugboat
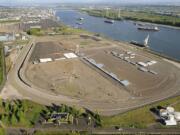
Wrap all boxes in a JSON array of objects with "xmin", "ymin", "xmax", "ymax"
[
  {"xmin": 138, "ymin": 26, "xmax": 159, "ymax": 31},
  {"xmin": 130, "ymin": 35, "xmax": 149, "ymax": 48},
  {"xmin": 104, "ymin": 19, "xmax": 115, "ymax": 24}
]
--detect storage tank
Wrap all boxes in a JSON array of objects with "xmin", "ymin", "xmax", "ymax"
[
  {"xmin": 166, "ymin": 107, "xmax": 175, "ymax": 114},
  {"xmin": 160, "ymin": 109, "xmax": 168, "ymax": 117},
  {"xmin": 174, "ymin": 112, "xmax": 180, "ymax": 121}
]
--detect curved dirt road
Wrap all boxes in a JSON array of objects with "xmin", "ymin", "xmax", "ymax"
[{"xmin": 2, "ymin": 38, "xmax": 180, "ymax": 116}]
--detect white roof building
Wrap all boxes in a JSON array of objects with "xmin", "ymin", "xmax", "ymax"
[
  {"xmin": 39, "ymin": 58, "xmax": 52, "ymax": 63},
  {"xmin": 137, "ymin": 62, "xmax": 148, "ymax": 67},
  {"xmin": 120, "ymin": 80, "xmax": 130, "ymax": 86},
  {"xmin": 159, "ymin": 106, "xmax": 179, "ymax": 126},
  {"xmin": 165, "ymin": 114, "xmax": 177, "ymax": 126},
  {"xmin": 64, "ymin": 53, "xmax": 78, "ymax": 59}
]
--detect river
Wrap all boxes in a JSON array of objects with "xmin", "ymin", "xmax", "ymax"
[{"xmin": 56, "ymin": 10, "xmax": 180, "ymax": 61}]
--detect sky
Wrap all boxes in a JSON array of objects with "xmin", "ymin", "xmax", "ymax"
[{"xmin": 0, "ymin": 0, "xmax": 180, "ymax": 4}]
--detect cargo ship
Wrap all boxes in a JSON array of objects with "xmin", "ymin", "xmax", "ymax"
[
  {"xmin": 130, "ymin": 35, "xmax": 149, "ymax": 48},
  {"xmin": 138, "ymin": 26, "xmax": 159, "ymax": 31},
  {"xmin": 104, "ymin": 19, "xmax": 115, "ymax": 24}
]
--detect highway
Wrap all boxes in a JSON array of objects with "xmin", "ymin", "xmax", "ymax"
[{"xmin": 6, "ymin": 126, "xmax": 180, "ymax": 135}]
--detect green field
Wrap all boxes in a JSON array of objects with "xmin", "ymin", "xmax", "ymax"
[
  {"xmin": 53, "ymin": 26, "xmax": 88, "ymax": 35},
  {"xmin": 0, "ymin": 20, "xmax": 20, "ymax": 24},
  {"xmin": 0, "ymin": 95, "xmax": 179, "ymax": 133},
  {"xmin": 0, "ymin": 128, "xmax": 5, "ymax": 135},
  {"xmin": 27, "ymin": 28, "xmax": 45, "ymax": 36},
  {"xmin": 0, "ymin": 99, "xmax": 101, "ymax": 128},
  {"xmin": 101, "ymin": 96, "xmax": 180, "ymax": 128},
  {"xmin": 83, "ymin": 9, "xmax": 180, "ymax": 27},
  {"xmin": 27, "ymin": 26, "xmax": 89, "ymax": 36},
  {"xmin": 0, "ymin": 99, "xmax": 45, "ymax": 127}
]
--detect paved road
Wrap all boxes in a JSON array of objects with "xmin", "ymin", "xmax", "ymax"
[{"xmin": 6, "ymin": 126, "xmax": 180, "ymax": 135}]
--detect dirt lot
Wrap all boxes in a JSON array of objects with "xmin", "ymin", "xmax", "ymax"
[
  {"xmin": 24, "ymin": 34, "xmax": 180, "ymax": 115},
  {"xmin": 26, "ymin": 59, "xmax": 130, "ymax": 102},
  {"xmin": 30, "ymin": 42, "xmax": 68, "ymax": 61},
  {"xmin": 83, "ymin": 47, "xmax": 179, "ymax": 97}
]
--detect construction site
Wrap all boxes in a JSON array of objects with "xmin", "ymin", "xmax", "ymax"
[{"xmin": 18, "ymin": 34, "xmax": 180, "ymax": 115}]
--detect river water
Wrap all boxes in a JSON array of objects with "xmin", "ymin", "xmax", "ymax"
[{"xmin": 56, "ymin": 10, "xmax": 180, "ymax": 61}]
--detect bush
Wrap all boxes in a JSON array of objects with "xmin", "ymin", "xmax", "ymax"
[{"xmin": 27, "ymin": 28, "xmax": 44, "ymax": 36}]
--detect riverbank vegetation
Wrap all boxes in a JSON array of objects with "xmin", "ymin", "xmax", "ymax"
[{"xmin": 83, "ymin": 9, "xmax": 180, "ymax": 27}]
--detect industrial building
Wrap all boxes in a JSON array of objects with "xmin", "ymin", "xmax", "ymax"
[
  {"xmin": 84, "ymin": 57, "xmax": 130, "ymax": 87},
  {"xmin": 64, "ymin": 53, "xmax": 78, "ymax": 59},
  {"xmin": 0, "ymin": 33, "xmax": 15, "ymax": 42},
  {"xmin": 159, "ymin": 107, "xmax": 180, "ymax": 126}
]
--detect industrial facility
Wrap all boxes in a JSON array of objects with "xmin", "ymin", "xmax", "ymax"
[
  {"xmin": 20, "ymin": 34, "xmax": 180, "ymax": 115},
  {"xmin": 159, "ymin": 107, "xmax": 180, "ymax": 126}
]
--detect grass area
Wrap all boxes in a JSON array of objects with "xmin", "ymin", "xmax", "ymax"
[
  {"xmin": 83, "ymin": 9, "xmax": 180, "ymax": 27},
  {"xmin": 53, "ymin": 26, "xmax": 88, "ymax": 35},
  {"xmin": 27, "ymin": 25, "xmax": 88, "ymax": 36},
  {"xmin": 0, "ymin": 128, "xmax": 5, "ymax": 134},
  {"xmin": 5, "ymin": 57, "xmax": 12, "ymax": 74},
  {"xmin": 0, "ymin": 99, "xmax": 101, "ymax": 128},
  {"xmin": 101, "ymin": 96, "xmax": 180, "ymax": 128},
  {"xmin": 0, "ymin": 95, "xmax": 178, "ymax": 131},
  {"xmin": 0, "ymin": 20, "xmax": 20, "ymax": 24},
  {"xmin": 80, "ymin": 41, "xmax": 89, "ymax": 47},
  {"xmin": 0, "ymin": 99, "xmax": 46, "ymax": 127},
  {"xmin": 27, "ymin": 28, "xmax": 45, "ymax": 36},
  {"xmin": 14, "ymin": 40, "xmax": 29, "ymax": 45}
]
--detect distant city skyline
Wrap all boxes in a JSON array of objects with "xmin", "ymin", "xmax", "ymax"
[
  {"xmin": 1, "ymin": 0, "xmax": 180, "ymax": 3},
  {"xmin": 0, "ymin": 0, "xmax": 180, "ymax": 5}
]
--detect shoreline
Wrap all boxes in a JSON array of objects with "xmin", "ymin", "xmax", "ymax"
[
  {"xmin": 144, "ymin": 48, "xmax": 180, "ymax": 63},
  {"xmin": 130, "ymin": 20, "xmax": 180, "ymax": 30},
  {"xmin": 56, "ymin": 10, "xmax": 180, "ymax": 63},
  {"xmin": 57, "ymin": 9, "xmax": 180, "ymax": 30},
  {"xmin": 81, "ymin": 10, "xmax": 180, "ymax": 30}
]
